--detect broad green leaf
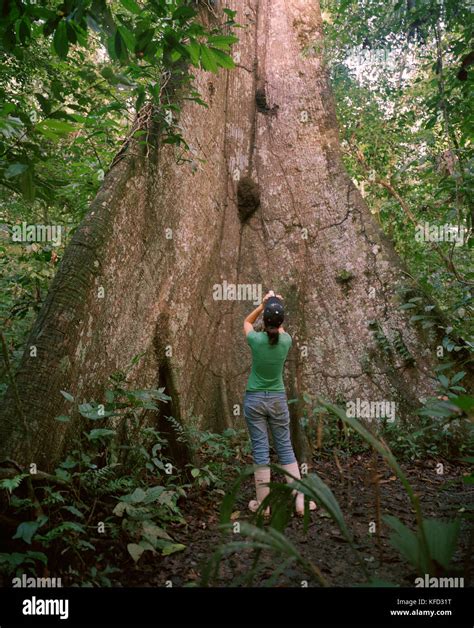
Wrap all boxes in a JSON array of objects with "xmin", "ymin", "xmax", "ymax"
[
  {"xmin": 437, "ymin": 374, "xmax": 449, "ymax": 388},
  {"xmin": 122, "ymin": 487, "xmax": 146, "ymax": 504},
  {"xmin": 55, "ymin": 415, "xmax": 71, "ymax": 422},
  {"xmin": 36, "ymin": 119, "xmax": 76, "ymax": 137},
  {"xmin": 383, "ymin": 515, "xmax": 424, "ymax": 572},
  {"xmin": 142, "ymin": 486, "xmax": 165, "ymax": 504},
  {"xmin": 186, "ymin": 41, "xmax": 201, "ymax": 65},
  {"xmin": 223, "ymin": 8, "xmax": 237, "ymax": 19},
  {"xmin": 86, "ymin": 428, "xmax": 116, "ymax": 441},
  {"xmin": 13, "ymin": 521, "xmax": 40, "ymax": 545},
  {"xmin": 53, "ymin": 21, "xmax": 69, "ymax": 58},
  {"xmin": 113, "ymin": 501, "xmax": 127, "ymax": 517},
  {"xmin": 142, "ymin": 521, "xmax": 172, "ymax": 542},
  {"xmin": 449, "ymin": 395, "xmax": 474, "ymax": 412},
  {"xmin": 161, "ymin": 543, "xmax": 186, "ymax": 556},
  {"xmin": 114, "ymin": 30, "xmax": 128, "ymax": 63},
  {"xmin": 200, "ymin": 46, "xmax": 218, "ymax": 73},
  {"xmin": 207, "ymin": 35, "xmax": 238, "ymax": 50},
  {"xmin": 16, "ymin": 18, "xmax": 31, "ymax": 45},
  {"xmin": 118, "ymin": 26, "xmax": 135, "ymax": 51},
  {"xmin": 119, "ymin": 0, "xmax": 141, "ymax": 14},
  {"xmin": 423, "ymin": 519, "xmax": 460, "ymax": 569},
  {"xmin": 211, "ymin": 48, "xmax": 235, "ymax": 69},
  {"xmin": 172, "ymin": 6, "xmax": 197, "ymax": 20},
  {"xmin": 127, "ymin": 543, "xmax": 145, "ymax": 562}
]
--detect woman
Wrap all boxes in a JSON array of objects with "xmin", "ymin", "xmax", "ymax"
[{"xmin": 243, "ymin": 290, "xmax": 315, "ymax": 516}]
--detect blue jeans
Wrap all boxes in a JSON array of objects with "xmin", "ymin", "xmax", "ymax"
[{"xmin": 243, "ymin": 391, "xmax": 297, "ymax": 466}]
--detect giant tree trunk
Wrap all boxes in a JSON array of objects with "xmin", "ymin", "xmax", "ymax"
[{"xmin": 1, "ymin": 0, "xmax": 440, "ymax": 471}]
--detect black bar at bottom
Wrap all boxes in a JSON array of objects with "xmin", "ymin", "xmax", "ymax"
[{"xmin": 0, "ymin": 586, "xmax": 471, "ymax": 626}]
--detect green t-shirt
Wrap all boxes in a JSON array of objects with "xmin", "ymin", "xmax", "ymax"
[{"xmin": 245, "ymin": 330, "xmax": 292, "ymax": 392}]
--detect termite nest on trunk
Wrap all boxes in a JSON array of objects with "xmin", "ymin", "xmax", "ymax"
[
  {"xmin": 255, "ymin": 87, "xmax": 279, "ymax": 115},
  {"xmin": 237, "ymin": 176, "xmax": 260, "ymax": 223}
]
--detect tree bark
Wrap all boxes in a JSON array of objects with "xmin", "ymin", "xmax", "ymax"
[{"xmin": 1, "ymin": 0, "xmax": 441, "ymax": 471}]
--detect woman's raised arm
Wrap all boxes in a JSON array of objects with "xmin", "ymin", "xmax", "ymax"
[{"xmin": 243, "ymin": 291, "xmax": 281, "ymax": 335}]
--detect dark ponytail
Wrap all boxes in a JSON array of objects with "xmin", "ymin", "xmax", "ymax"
[{"xmin": 265, "ymin": 326, "xmax": 280, "ymax": 345}]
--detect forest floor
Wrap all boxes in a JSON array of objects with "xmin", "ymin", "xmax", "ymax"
[{"xmin": 119, "ymin": 452, "xmax": 473, "ymax": 588}]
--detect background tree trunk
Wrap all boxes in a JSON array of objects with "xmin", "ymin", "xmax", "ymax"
[{"xmin": 1, "ymin": 0, "xmax": 440, "ymax": 471}]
